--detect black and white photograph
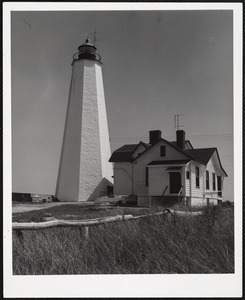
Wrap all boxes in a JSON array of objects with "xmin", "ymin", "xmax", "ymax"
[{"xmin": 3, "ymin": 2, "xmax": 242, "ymax": 298}]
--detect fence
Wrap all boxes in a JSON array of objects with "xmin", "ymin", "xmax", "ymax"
[{"xmin": 12, "ymin": 209, "xmax": 203, "ymax": 241}]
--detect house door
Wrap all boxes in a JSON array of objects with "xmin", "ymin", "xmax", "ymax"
[
  {"xmin": 169, "ymin": 172, "xmax": 181, "ymax": 194},
  {"xmin": 217, "ymin": 176, "xmax": 222, "ymax": 197},
  {"xmin": 107, "ymin": 185, "xmax": 114, "ymax": 197}
]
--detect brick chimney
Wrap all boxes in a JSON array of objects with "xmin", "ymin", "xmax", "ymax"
[
  {"xmin": 176, "ymin": 130, "xmax": 185, "ymax": 149},
  {"xmin": 149, "ymin": 130, "xmax": 162, "ymax": 145}
]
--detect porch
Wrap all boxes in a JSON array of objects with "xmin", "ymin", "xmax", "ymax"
[{"xmin": 147, "ymin": 160, "xmax": 189, "ymax": 198}]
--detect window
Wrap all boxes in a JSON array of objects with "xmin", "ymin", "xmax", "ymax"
[
  {"xmin": 145, "ymin": 167, "xmax": 149, "ymax": 186},
  {"xmin": 195, "ymin": 166, "xmax": 200, "ymax": 188},
  {"xmin": 217, "ymin": 176, "xmax": 222, "ymax": 196},
  {"xmin": 160, "ymin": 146, "xmax": 166, "ymax": 157},
  {"xmin": 186, "ymin": 171, "xmax": 190, "ymax": 180},
  {"xmin": 213, "ymin": 173, "xmax": 216, "ymax": 190},
  {"xmin": 206, "ymin": 170, "xmax": 209, "ymax": 190}
]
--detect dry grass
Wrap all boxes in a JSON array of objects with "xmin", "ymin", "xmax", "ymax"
[
  {"xmin": 12, "ymin": 202, "xmax": 205, "ymax": 223},
  {"xmin": 12, "ymin": 204, "xmax": 234, "ymax": 274},
  {"xmin": 12, "ymin": 205, "xmax": 152, "ymax": 223}
]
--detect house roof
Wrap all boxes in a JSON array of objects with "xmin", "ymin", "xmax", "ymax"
[
  {"xmin": 109, "ymin": 144, "xmax": 138, "ymax": 162},
  {"xmin": 188, "ymin": 148, "xmax": 228, "ymax": 176},
  {"xmin": 109, "ymin": 142, "xmax": 150, "ymax": 162},
  {"xmin": 166, "ymin": 166, "xmax": 183, "ymax": 171},
  {"xmin": 109, "ymin": 138, "xmax": 227, "ymax": 176},
  {"xmin": 171, "ymin": 140, "xmax": 193, "ymax": 149},
  {"xmin": 148, "ymin": 159, "xmax": 190, "ymax": 166},
  {"xmin": 188, "ymin": 148, "xmax": 216, "ymax": 165},
  {"xmin": 109, "ymin": 138, "xmax": 201, "ymax": 164}
]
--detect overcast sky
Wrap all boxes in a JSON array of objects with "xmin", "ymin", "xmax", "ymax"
[{"xmin": 11, "ymin": 10, "xmax": 233, "ymax": 200}]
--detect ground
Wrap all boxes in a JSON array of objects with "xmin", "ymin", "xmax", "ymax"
[
  {"xmin": 12, "ymin": 202, "xmax": 234, "ymax": 274},
  {"xmin": 12, "ymin": 199, "xmax": 207, "ymax": 223},
  {"xmin": 12, "ymin": 202, "xmax": 151, "ymax": 223}
]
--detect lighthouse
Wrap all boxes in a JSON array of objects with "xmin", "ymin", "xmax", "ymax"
[{"xmin": 55, "ymin": 38, "xmax": 113, "ymax": 202}]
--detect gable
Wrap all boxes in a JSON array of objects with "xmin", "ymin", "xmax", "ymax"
[
  {"xmin": 188, "ymin": 148, "xmax": 216, "ymax": 165},
  {"xmin": 109, "ymin": 142, "xmax": 149, "ymax": 162},
  {"xmin": 135, "ymin": 139, "xmax": 190, "ymax": 164},
  {"xmin": 185, "ymin": 141, "xmax": 194, "ymax": 150},
  {"xmin": 131, "ymin": 143, "xmax": 149, "ymax": 159},
  {"xmin": 187, "ymin": 148, "xmax": 227, "ymax": 177},
  {"xmin": 207, "ymin": 151, "xmax": 228, "ymax": 177}
]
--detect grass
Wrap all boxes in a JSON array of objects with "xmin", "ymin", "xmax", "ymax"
[
  {"xmin": 12, "ymin": 205, "xmax": 153, "ymax": 223},
  {"xmin": 12, "ymin": 204, "xmax": 234, "ymax": 274},
  {"xmin": 12, "ymin": 200, "xmax": 206, "ymax": 223}
]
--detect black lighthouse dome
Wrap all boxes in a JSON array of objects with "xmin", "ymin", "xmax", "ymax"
[{"xmin": 73, "ymin": 38, "xmax": 101, "ymax": 63}]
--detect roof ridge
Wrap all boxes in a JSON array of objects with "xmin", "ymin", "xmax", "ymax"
[{"xmin": 190, "ymin": 147, "xmax": 217, "ymax": 150}]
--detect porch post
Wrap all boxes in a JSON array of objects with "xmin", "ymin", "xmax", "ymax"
[
  {"xmin": 189, "ymin": 163, "xmax": 192, "ymax": 205},
  {"xmin": 183, "ymin": 166, "xmax": 186, "ymax": 205}
]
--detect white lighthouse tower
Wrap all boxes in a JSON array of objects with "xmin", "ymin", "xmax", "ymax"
[{"xmin": 55, "ymin": 38, "xmax": 113, "ymax": 202}]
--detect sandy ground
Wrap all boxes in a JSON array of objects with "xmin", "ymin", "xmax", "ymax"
[
  {"xmin": 12, "ymin": 197, "xmax": 123, "ymax": 214},
  {"xmin": 12, "ymin": 201, "xmax": 98, "ymax": 214}
]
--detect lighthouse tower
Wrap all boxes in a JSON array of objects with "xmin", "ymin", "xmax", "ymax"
[{"xmin": 55, "ymin": 38, "xmax": 113, "ymax": 202}]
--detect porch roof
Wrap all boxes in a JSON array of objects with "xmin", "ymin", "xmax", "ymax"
[
  {"xmin": 166, "ymin": 166, "xmax": 183, "ymax": 171},
  {"xmin": 147, "ymin": 159, "xmax": 190, "ymax": 166}
]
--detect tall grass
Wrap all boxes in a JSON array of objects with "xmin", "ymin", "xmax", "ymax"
[{"xmin": 13, "ymin": 206, "xmax": 234, "ymax": 274}]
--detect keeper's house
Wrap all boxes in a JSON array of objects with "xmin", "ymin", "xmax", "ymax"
[{"xmin": 109, "ymin": 130, "xmax": 228, "ymax": 207}]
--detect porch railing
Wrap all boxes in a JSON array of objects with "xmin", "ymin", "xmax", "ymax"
[
  {"xmin": 204, "ymin": 190, "xmax": 223, "ymax": 198},
  {"xmin": 162, "ymin": 185, "xmax": 168, "ymax": 196},
  {"xmin": 178, "ymin": 186, "xmax": 183, "ymax": 204}
]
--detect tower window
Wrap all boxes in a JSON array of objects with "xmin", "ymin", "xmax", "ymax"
[
  {"xmin": 195, "ymin": 166, "xmax": 200, "ymax": 188},
  {"xmin": 206, "ymin": 170, "xmax": 210, "ymax": 190},
  {"xmin": 186, "ymin": 171, "xmax": 190, "ymax": 180},
  {"xmin": 160, "ymin": 146, "xmax": 166, "ymax": 157}
]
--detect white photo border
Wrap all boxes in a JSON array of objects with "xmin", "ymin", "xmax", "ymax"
[{"xmin": 3, "ymin": 2, "xmax": 243, "ymax": 298}]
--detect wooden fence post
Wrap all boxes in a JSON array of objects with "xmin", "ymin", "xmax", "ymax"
[
  {"xmin": 166, "ymin": 212, "xmax": 172, "ymax": 221},
  {"xmin": 78, "ymin": 226, "xmax": 89, "ymax": 244},
  {"xmin": 84, "ymin": 226, "xmax": 89, "ymax": 240},
  {"xmin": 16, "ymin": 230, "xmax": 24, "ymax": 244}
]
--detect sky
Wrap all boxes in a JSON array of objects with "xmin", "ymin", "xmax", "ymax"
[{"xmin": 11, "ymin": 9, "xmax": 234, "ymax": 200}]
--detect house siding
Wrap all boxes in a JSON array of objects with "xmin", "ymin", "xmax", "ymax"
[
  {"xmin": 185, "ymin": 164, "xmax": 191, "ymax": 197},
  {"xmin": 204, "ymin": 154, "xmax": 225, "ymax": 200},
  {"xmin": 134, "ymin": 140, "xmax": 188, "ymax": 196},
  {"xmin": 114, "ymin": 162, "xmax": 132, "ymax": 195},
  {"xmin": 148, "ymin": 166, "xmax": 169, "ymax": 196},
  {"xmin": 205, "ymin": 158, "xmax": 218, "ymax": 199},
  {"xmin": 208, "ymin": 199, "xmax": 218, "ymax": 205},
  {"xmin": 191, "ymin": 197, "xmax": 207, "ymax": 206},
  {"xmin": 190, "ymin": 162, "xmax": 205, "ymax": 198}
]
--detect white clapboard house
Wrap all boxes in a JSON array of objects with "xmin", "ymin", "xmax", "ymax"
[{"xmin": 109, "ymin": 130, "xmax": 228, "ymax": 206}]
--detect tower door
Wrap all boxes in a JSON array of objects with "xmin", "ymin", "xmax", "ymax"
[{"xmin": 169, "ymin": 172, "xmax": 181, "ymax": 194}]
